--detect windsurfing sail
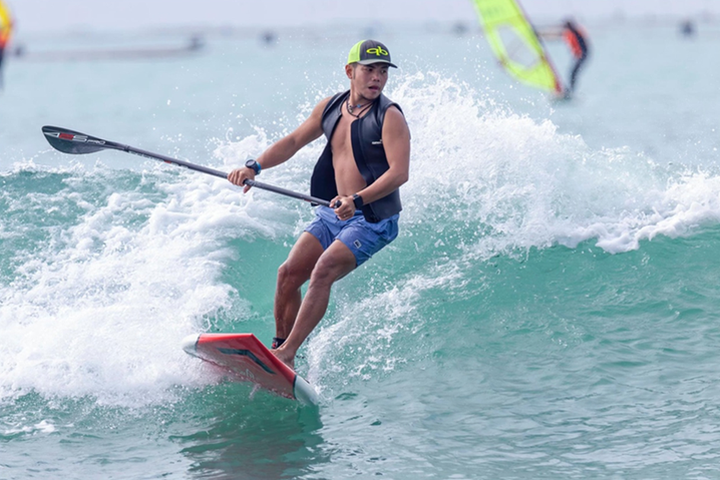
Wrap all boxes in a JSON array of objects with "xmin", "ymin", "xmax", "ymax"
[
  {"xmin": 0, "ymin": 0, "xmax": 12, "ymax": 49},
  {"xmin": 471, "ymin": 0, "xmax": 564, "ymax": 94}
]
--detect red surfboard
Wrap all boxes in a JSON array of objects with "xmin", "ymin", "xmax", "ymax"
[{"xmin": 182, "ymin": 333, "xmax": 318, "ymax": 405}]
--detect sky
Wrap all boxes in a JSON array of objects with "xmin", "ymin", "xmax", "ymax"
[{"xmin": 7, "ymin": 0, "xmax": 718, "ymax": 35}]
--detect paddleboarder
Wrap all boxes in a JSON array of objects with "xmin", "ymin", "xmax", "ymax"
[{"xmin": 228, "ymin": 40, "xmax": 411, "ymax": 369}]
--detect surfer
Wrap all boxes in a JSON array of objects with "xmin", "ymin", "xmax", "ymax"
[
  {"xmin": 227, "ymin": 40, "xmax": 410, "ymax": 369},
  {"xmin": 541, "ymin": 18, "xmax": 589, "ymax": 97}
]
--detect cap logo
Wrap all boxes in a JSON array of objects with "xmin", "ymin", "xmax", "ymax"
[{"xmin": 366, "ymin": 46, "xmax": 388, "ymax": 57}]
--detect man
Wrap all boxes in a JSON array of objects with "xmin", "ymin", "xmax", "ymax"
[
  {"xmin": 541, "ymin": 18, "xmax": 590, "ymax": 97},
  {"xmin": 227, "ymin": 40, "xmax": 410, "ymax": 369}
]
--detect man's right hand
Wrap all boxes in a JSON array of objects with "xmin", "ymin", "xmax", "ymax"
[{"xmin": 227, "ymin": 167, "xmax": 255, "ymax": 193}]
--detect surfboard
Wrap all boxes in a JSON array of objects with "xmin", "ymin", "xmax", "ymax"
[{"xmin": 182, "ymin": 333, "xmax": 319, "ymax": 405}]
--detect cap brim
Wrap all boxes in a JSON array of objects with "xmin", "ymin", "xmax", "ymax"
[{"xmin": 355, "ymin": 59, "xmax": 398, "ymax": 68}]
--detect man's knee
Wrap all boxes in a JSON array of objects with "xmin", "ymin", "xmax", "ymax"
[
  {"xmin": 309, "ymin": 251, "xmax": 355, "ymax": 287},
  {"xmin": 308, "ymin": 262, "xmax": 335, "ymax": 288},
  {"xmin": 277, "ymin": 260, "xmax": 309, "ymax": 291}
]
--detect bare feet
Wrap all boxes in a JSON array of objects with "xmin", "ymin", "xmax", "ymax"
[{"xmin": 271, "ymin": 346, "xmax": 295, "ymax": 371}]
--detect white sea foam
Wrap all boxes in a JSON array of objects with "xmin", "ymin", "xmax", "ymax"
[
  {"xmin": 390, "ymin": 72, "xmax": 720, "ymax": 257},
  {"xmin": 2, "ymin": 420, "xmax": 56, "ymax": 436},
  {"xmin": 0, "ymin": 164, "xmax": 296, "ymax": 406},
  {"xmin": 6, "ymin": 73, "xmax": 720, "ymax": 408},
  {"xmin": 303, "ymin": 72, "xmax": 720, "ymax": 390}
]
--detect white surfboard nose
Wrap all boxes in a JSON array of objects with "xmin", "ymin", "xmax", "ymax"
[
  {"xmin": 181, "ymin": 334, "xmax": 200, "ymax": 355},
  {"xmin": 293, "ymin": 375, "xmax": 320, "ymax": 405}
]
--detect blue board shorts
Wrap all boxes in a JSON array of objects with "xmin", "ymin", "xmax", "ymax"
[{"xmin": 305, "ymin": 206, "xmax": 399, "ymax": 267}]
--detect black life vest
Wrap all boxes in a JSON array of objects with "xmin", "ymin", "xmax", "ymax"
[{"xmin": 310, "ymin": 90, "xmax": 404, "ymax": 223}]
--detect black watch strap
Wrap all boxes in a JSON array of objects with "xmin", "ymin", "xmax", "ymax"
[{"xmin": 352, "ymin": 193, "xmax": 364, "ymax": 210}]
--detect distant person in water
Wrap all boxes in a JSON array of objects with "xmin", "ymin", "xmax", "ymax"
[
  {"xmin": 680, "ymin": 19, "xmax": 696, "ymax": 38},
  {"xmin": 188, "ymin": 36, "xmax": 204, "ymax": 51},
  {"xmin": 541, "ymin": 19, "xmax": 590, "ymax": 97}
]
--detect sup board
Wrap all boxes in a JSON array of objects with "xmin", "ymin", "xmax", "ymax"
[{"xmin": 182, "ymin": 333, "xmax": 318, "ymax": 405}]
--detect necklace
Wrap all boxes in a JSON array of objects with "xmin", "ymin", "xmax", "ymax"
[{"xmin": 346, "ymin": 98, "xmax": 373, "ymax": 118}]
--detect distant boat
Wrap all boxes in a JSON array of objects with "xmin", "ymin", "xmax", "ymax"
[
  {"xmin": 12, "ymin": 36, "xmax": 205, "ymax": 62},
  {"xmin": 471, "ymin": 0, "xmax": 565, "ymax": 95}
]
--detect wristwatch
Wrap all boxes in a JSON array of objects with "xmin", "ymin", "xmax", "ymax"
[
  {"xmin": 245, "ymin": 159, "xmax": 261, "ymax": 175},
  {"xmin": 352, "ymin": 193, "xmax": 364, "ymax": 210}
]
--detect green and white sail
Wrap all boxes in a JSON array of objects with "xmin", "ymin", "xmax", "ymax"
[{"xmin": 471, "ymin": 0, "xmax": 564, "ymax": 94}]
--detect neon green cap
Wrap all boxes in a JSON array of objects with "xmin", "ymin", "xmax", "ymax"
[{"xmin": 347, "ymin": 39, "xmax": 397, "ymax": 68}]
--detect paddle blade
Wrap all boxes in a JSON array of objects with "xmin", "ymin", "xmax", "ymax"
[{"xmin": 42, "ymin": 125, "xmax": 115, "ymax": 155}]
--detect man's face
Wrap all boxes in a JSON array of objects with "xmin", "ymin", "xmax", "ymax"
[{"xmin": 348, "ymin": 63, "xmax": 389, "ymax": 100}]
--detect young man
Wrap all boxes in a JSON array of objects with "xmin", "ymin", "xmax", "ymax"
[{"xmin": 227, "ymin": 40, "xmax": 410, "ymax": 369}]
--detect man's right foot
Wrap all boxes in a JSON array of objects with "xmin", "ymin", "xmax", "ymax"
[{"xmin": 271, "ymin": 347, "xmax": 295, "ymax": 371}]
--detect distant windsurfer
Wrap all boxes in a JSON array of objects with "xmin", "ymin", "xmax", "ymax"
[
  {"xmin": 542, "ymin": 19, "xmax": 590, "ymax": 97},
  {"xmin": 227, "ymin": 40, "xmax": 410, "ymax": 370}
]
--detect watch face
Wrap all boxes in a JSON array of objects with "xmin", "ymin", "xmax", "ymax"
[{"xmin": 245, "ymin": 160, "xmax": 259, "ymax": 173}]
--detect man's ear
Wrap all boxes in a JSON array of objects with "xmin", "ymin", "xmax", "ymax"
[{"xmin": 345, "ymin": 64, "xmax": 354, "ymax": 80}]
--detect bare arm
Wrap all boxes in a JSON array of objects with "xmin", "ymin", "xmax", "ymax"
[{"xmin": 228, "ymin": 96, "xmax": 331, "ymax": 191}]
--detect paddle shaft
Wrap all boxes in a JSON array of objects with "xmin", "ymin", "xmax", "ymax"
[
  {"xmin": 121, "ymin": 143, "xmax": 331, "ymax": 207},
  {"xmin": 42, "ymin": 125, "xmax": 333, "ymax": 208}
]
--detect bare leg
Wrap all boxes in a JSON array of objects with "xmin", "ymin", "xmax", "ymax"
[
  {"xmin": 273, "ymin": 240, "xmax": 357, "ymax": 369},
  {"xmin": 274, "ymin": 232, "xmax": 325, "ymax": 340},
  {"xmin": 568, "ymin": 54, "xmax": 587, "ymax": 93}
]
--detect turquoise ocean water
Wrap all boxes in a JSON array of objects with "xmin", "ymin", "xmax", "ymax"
[{"xmin": 3, "ymin": 20, "xmax": 720, "ymax": 479}]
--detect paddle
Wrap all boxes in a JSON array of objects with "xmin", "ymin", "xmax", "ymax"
[{"xmin": 41, "ymin": 125, "xmax": 334, "ymax": 207}]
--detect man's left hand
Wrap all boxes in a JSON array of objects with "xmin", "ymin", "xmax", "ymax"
[{"xmin": 332, "ymin": 195, "xmax": 355, "ymax": 220}]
